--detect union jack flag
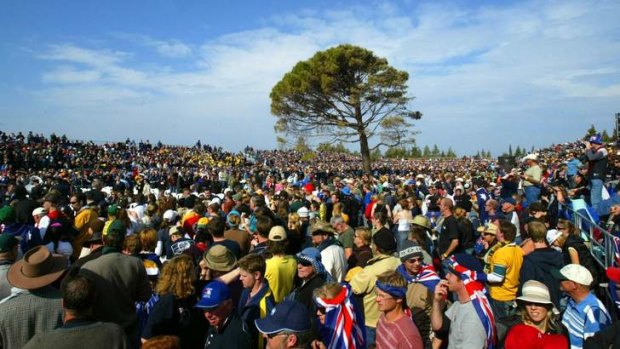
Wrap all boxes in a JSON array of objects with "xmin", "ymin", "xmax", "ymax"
[
  {"xmin": 314, "ymin": 283, "xmax": 366, "ymax": 349},
  {"xmin": 397, "ymin": 264, "xmax": 441, "ymax": 291}
]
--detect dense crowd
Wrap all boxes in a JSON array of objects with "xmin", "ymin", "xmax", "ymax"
[{"xmin": 1, "ymin": 130, "xmax": 620, "ymax": 349}]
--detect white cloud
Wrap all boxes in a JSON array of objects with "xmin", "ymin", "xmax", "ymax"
[{"xmin": 21, "ymin": 0, "xmax": 620, "ymax": 153}]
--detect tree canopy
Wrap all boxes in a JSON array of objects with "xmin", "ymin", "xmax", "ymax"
[{"xmin": 270, "ymin": 44, "xmax": 421, "ymax": 171}]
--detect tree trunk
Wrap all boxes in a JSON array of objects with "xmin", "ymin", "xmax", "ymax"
[{"xmin": 359, "ymin": 132, "xmax": 371, "ymax": 173}]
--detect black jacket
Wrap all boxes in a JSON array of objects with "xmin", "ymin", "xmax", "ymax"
[{"xmin": 519, "ymin": 247, "xmax": 564, "ymax": 306}]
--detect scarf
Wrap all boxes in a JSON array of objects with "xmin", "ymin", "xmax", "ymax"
[
  {"xmin": 444, "ymin": 256, "xmax": 496, "ymax": 349},
  {"xmin": 314, "ymin": 283, "xmax": 366, "ymax": 349},
  {"xmin": 396, "ymin": 263, "xmax": 440, "ymax": 292}
]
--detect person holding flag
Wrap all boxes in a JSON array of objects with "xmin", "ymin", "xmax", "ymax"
[{"xmin": 431, "ymin": 253, "xmax": 496, "ymax": 349}]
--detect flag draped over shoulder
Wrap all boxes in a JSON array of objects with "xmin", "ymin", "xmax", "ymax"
[
  {"xmin": 396, "ymin": 263, "xmax": 440, "ymax": 291},
  {"xmin": 314, "ymin": 283, "xmax": 366, "ymax": 349},
  {"xmin": 444, "ymin": 256, "xmax": 496, "ymax": 349}
]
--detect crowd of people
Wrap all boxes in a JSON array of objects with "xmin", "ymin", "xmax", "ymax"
[{"xmin": 1, "ymin": 130, "xmax": 620, "ymax": 349}]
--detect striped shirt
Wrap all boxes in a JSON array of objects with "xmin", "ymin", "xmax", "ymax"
[
  {"xmin": 562, "ymin": 293, "xmax": 611, "ymax": 349},
  {"xmin": 376, "ymin": 313, "xmax": 423, "ymax": 349}
]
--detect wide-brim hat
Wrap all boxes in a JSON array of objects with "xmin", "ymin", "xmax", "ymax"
[
  {"xmin": 516, "ymin": 280, "xmax": 553, "ymax": 305},
  {"xmin": 309, "ymin": 220, "xmax": 335, "ymax": 235},
  {"xmin": 203, "ymin": 245, "xmax": 237, "ymax": 272},
  {"xmin": 8, "ymin": 245, "xmax": 67, "ymax": 289},
  {"xmin": 409, "ymin": 215, "xmax": 431, "ymax": 230}
]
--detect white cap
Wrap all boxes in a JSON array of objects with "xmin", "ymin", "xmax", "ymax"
[
  {"xmin": 552, "ymin": 264, "xmax": 593, "ymax": 286},
  {"xmin": 522, "ymin": 153, "xmax": 538, "ymax": 162},
  {"xmin": 163, "ymin": 209, "xmax": 179, "ymax": 222},
  {"xmin": 546, "ymin": 229, "xmax": 562, "ymax": 245},
  {"xmin": 32, "ymin": 207, "xmax": 47, "ymax": 217},
  {"xmin": 297, "ymin": 207, "xmax": 309, "ymax": 218}
]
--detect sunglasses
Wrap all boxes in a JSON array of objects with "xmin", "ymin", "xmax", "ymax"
[
  {"xmin": 267, "ymin": 332, "xmax": 289, "ymax": 339},
  {"xmin": 316, "ymin": 306, "xmax": 326, "ymax": 314}
]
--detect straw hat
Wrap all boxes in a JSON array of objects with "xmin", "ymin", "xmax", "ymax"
[
  {"xmin": 409, "ymin": 215, "xmax": 431, "ymax": 230},
  {"xmin": 7, "ymin": 246, "xmax": 67, "ymax": 289},
  {"xmin": 516, "ymin": 280, "xmax": 553, "ymax": 305}
]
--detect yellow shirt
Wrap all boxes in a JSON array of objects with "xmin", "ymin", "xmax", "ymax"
[
  {"xmin": 489, "ymin": 243, "xmax": 524, "ymax": 301},
  {"xmin": 265, "ymin": 255, "xmax": 298, "ymax": 303}
]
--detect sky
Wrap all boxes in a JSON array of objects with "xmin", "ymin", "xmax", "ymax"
[{"xmin": 1, "ymin": 0, "xmax": 619, "ymax": 156}]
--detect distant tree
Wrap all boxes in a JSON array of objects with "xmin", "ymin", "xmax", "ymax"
[
  {"xmin": 370, "ymin": 148, "xmax": 383, "ymax": 161},
  {"xmin": 411, "ymin": 145, "xmax": 422, "ymax": 158},
  {"xmin": 602, "ymin": 129, "xmax": 611, "ymax": 143},
  {"xmin": 508, "ymin": 144, "xmax": 513, "ymax": 157},
  {"xmin": 584, "ymin": 124, "xmax": 597, "ymax": 140},
  {"xmin": 294, "ymin": 136, "xmax": 311, "ymax": 153},
  {"xmin": 423, "ymin": 145, "xmax": 431, "ymax": 158},
  {"xmin": 514, "ymin": 145, "xmax": 523, "ymax": 157},
  {"xmin": 385, "ymin": 147, "xmax": 409, "ymax": 159},
  {"xmin": 446, "ymin": 147, "xmax": 456, "ymax": 158},
  {"xmin": 276, "ymin": 136, "xmax": 288, "ymax": 150},
  {"xmin": 270, "ymin": 44, "xmax": 422, "ymax": 172},
  {"xmin": 431, "ymin": 144, "xmax": 440, "ymax": 157}
]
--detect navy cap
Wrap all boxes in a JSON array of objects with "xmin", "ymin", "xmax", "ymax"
[
  {"xmin": 500, "ymin": 197, "xmax": 516, "ymax": 206},
  {"xmin": 195, "ymin": 280, "xmax": 230, "ymax": 310},
  {"xmin": 255, "ymin": 299, "xmax": 311, "ymax": 334}
]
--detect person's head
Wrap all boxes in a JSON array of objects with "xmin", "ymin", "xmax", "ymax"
[
  {"xmin": 556, "ymin": 219, "xmax": 578, "ymax": 237},
  {"xmin": 498, "ymin": 220, "xmax": 517, "ymax": 243},
  {"xmin": 500, "ymin": 197, "xmax": 516, "ymax": 213},
  {"xmin": 330, "ymin": 215, "xmax": 347, "ymax": 234},
  {"xmin": 61, "ymin": 272, "xmax": 96, "ymax": 319},
  {"xmin": 372, "ymin": 210, "xmax": 388, "ymax": 229},
  {"xmin": 552, "ymin": 264, "xmax": 593, "ymax": 296},
  {"xmin": 399, "ymin": 240, "xmax": 424, "ymax": 275},
  {"xmin": 69, "ymin": 193, "xmax": 86, "ymax": 212},
  {"xmin": 516, "ymin": 280, "xmax": 556, "ymax": 332},
  {"xmin": 313, "ymin": 282, "xmax": 343, "ymax": 325},
  {"xmin": 443, "ymin": 253, "xmax": 485, "ymax": 295},
  {"xmin": 122, "ymin": 234, "xmax": 141, "ymax": 256},
  {"xmin": 255, "ymin": 300, "xmax": 313, "ymax": 349},
  {"xmin": 287, "ymin": 213, "xmax": 301, "ymax": 231},
  {"xmin": 439, "ymin": 198, "xmax": 453, "ymax": 216},
  {"xmin": 267, "ymin": 226, "xmax": 289, "ymax": 255},
  {"xmin": 238, "ymin": 254, "xmax": 266, "ymax": 290},
  {"xmin": 256, "ymin": 215, "xmax": 274, "ymax": 240},
  {"xmin": 477, "ymin": 222, "xmax": 498, "ymax": 244},
  {"xmin": 372, "ymin": 228, "xmax": 397, "ymax": 255},
  {"xmin": 103, "ymin": 226, "xmax": 125, "ymax": 250},
  {"xmin": 310, "ymin": 221, "xmax": 335, "ymax": 247},
  {"xmin": 527, "ymin": 221, "xmax": 548, "ymax": 243},
  {"xmin": 196, "ymin": 280, "xmax": 233, "ymax": 328},
  {"xmin": 485, "ymin": 199, "xmax": 499, "ymax": 212},
  {"xmin": 227, "ymin": 211, "xmax": 241, "ymax": 228},
  {"xmin": 375, "ymin": 271, "xmax": 407, "ymax": 314},
  {"xmin": 156, "ymin": 254, "xmax": 195, "ymax": 298},
  {"xmin": 295, "ymin": 247, "xmax": 322, "ymax": 281},
  {"xmin": 139, "ymin": 228, "xmax": 158, "ymax": 252},
  {"xmin": 0, "ymin": 234, "xmax": 19, "ymax": 261},
  {"xmin": 206, "ymin": 216, "xmax": 225, "ymax": 238},
  {"xmin": 353, "ymin": 227, "xmax": 372, "ymax": 248}
]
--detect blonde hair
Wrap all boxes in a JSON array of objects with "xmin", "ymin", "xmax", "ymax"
[
  {"xmin": 314, "ymin": 282, "xmax": 343, "ymax": 300},
  {"xmin": 139, "ymin": 228, "xmax": 158, "ymax": 252},
  {"xmin": 155, "ymin": 254, "xmax": 196, "ymax": 298},
  {"xmin": 354, "ymin": 227, "xmax": 372, "ymax": 245}
]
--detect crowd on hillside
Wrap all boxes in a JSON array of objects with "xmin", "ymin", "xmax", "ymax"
[{"xmin": 1, "ymin": 130, "xmax": 620, "ymax": 349}]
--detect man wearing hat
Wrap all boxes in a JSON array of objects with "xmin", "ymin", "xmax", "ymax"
[
  {"xmin": 310, "ymin": 220, "xmax": 347, "ymax": 283},
  {"xmin": 350, "ymin": 227, "xmax": 400, "ymax": 345},
  {"xmin": 552, "ymin": 264, "xmax": 611, "ymax": 349},
  {"xmin": 196, "ymin": 280, "xmax": 254, "ymax": 348},
  {"xmin": 500, "ymin": 196, "xmax": 520, "ymax": 243},
  {"xmin": 0, "ymin": 234, "xmax": 19, "ymax": 299},
  {"xmin": 80, "ymin": 226, "xmax": 152, "ymax": 346},
  {"xmin": 264, "ymin": 226, "xmax": 297, "ymax": 303},
  {"xmin": 584, "ymin": 133, "xmax": 608, "ymax": 213},
  {"xmin": 289, "ymin": 247, "xmax": 329, "ymax": 310},
  {"xmin": 520, "ymin": 154, "xmax": 542, "ymax": 208},
  {"xmin": 200, "ymin": 244, "xmax": 243, "ymax": 306},
  {"xmin": 255, "ymin": 299, "xmax": 314, "ymax": 349},
  {"xmin": 396, "ymin": 240, "xmax": 440, "ymax": 348},
  {"xmin": 584, "ymin": 265, "xmax": 620, "ymax": 348},
  {"xmin": 0, "ymin": 246, "xmax": 66, "ymax": 349},
  {"xmin": 432, "ymin": 253, "xmax": 496, "ymax": 349}
]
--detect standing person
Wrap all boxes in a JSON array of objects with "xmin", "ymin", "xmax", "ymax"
[
  {"xmin": 437, "ymin": 198, "xmax": 460, "ymax": 261},
  {"xmin": 313, "ymin": 282, "xmax": 366, "ymax": 349},
  {"xmin": 195, "ymin": 280, "xmax": 254, "ymax": 349},
  {"xmin": 487, "ymin": 221, "xmax": 523, "ymax": 320},
  {"xmin": 349, "ymin": 227, "xmax": 400, "ymax": 346},
  {"xmin": 0, "ymin": 246, "xmax": 66, "ymax": 349},
  {"xmin": 375, "ymin": 270, "xmax": 423, "ymax": 349},
  {"xmin": 503, "ymin": 280, "xmax": 568, "ymax": 349},
  {"xmin": 22, "ymin": 272, "xmax": 128, "ymax": 349},
  {"xmin": 396, "ymin": 240, "xmax": 440, "ymax": 348},
  {"xmin": 474, "ymin": 178, "xmax": 490, "ymax": 223},
  {"xmin": 552, "ymin": 264, "xmax": 611, "ymax": 349},
  {"xmin": 70, "ymin": 192, "xmax": 99, "ymax": 260},
  {"xmin": 80, "ymin": 225, "xmax": 152, "ymax": 347},
  {"xmin": 330, "ymin": 215, "xmax": 355, "ymax": 261},
  {"xmin": 289, "ymin": 247, "xmax": 330, "ymax": 310},
  {"xmin": 237, "ymin": 253, "xmax": 276, "ymax": 349},
  {"xmin": 431, "ymin": 254, "xmax": 496, "ymax": 349},
  {"xmin": 264, "ymin": 226, "xmax": 297, "ymax": 304},
  {"xmin": 584, "ymin": 133, "xmax": 608, "ymax": 213},
  {"xmin": 141, "ymin": 255, "xmax": 206, "ymax": 349},
  {"xmin": 520, "ymin": 154, "xmax": 542, "ymax": 208},
  {"xmin": 310, "ymin": 220, "xmax": 347, "ymax": 282}
]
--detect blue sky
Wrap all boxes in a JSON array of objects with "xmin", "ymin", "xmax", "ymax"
[{"xmin": 1, "ymin": 0, "xmax": 619, "ymax": 156}]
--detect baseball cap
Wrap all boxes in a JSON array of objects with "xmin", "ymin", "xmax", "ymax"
[
  {"xmin": 0, "ymin": 234, "xmax": 18, "ymax": 253},
  {"xmin": 268, "ymin": 226, "xmax": 287, "ymax": 242},
  {"xmin": 551, "ymin": 264, "xmax": 593, "ymax": 286},
  {"xmin": 255, "ymin": 299, "xmax": 311, "ymax": 334},
  {"xmin": 546, "ymin": 229, "xmax": 562, "ymax": 245},
  {"xmin": 163, "ymin": 209, "xmax": 179, "ymax": 222},
  {"xmin": 195, "ymin": 280, "xmax": 231, "ymax": 310}
]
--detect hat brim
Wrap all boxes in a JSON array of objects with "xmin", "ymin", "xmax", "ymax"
[
  {"xmin": 195, "ymin": 299, "xmax": 223, "ymax": 310},
  {"xmin": 550, "ymin": 268, "xmax": 568, "ymax": 281},
  {"xmin": 204, "ymin": 258, "xmax": 237, "ymax": 273},
  {"xmin": 7, "ymin": 255, "xmax": 67, "ymax": 289},
  {"xmin": 255, "ymin": 317, "xmax": 306, "ymax": 335},
  {"xmin": 515, "ymin": 295, "xmax": 553, "ymax": 305}
]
